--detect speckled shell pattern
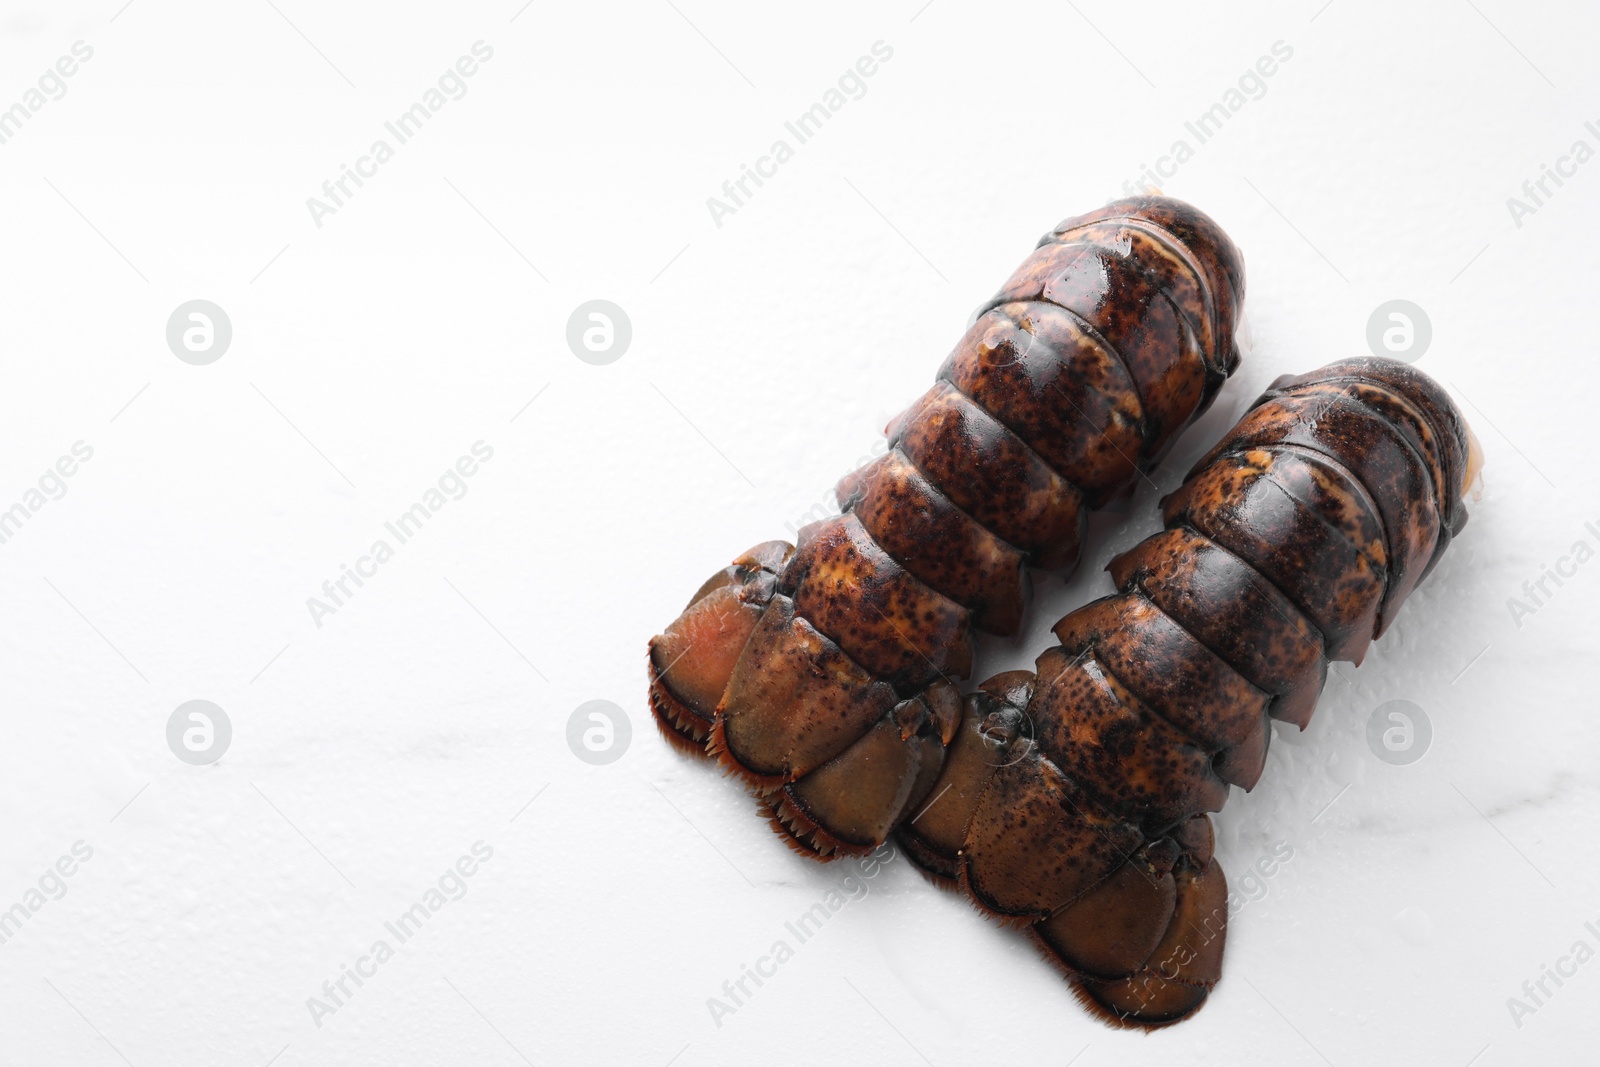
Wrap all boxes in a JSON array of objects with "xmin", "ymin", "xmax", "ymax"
[
  {"xmin": 895, "ymin": 357, "xmax": 1473, "ymax": 1027},
  {"xmin": 646, "ymin": 196, "xmax": 1246, "ymax": 862}
]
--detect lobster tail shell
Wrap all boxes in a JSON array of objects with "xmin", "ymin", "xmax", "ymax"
[
  {"xmin": 899, "ymin": 357, "xmax": 1473, "ymax": 1027},
  {"xmin": 649, "ymin": 191, "xmax": 1475, "ymax": 1028},
  {"xmin": 651, "ymin": 197, "xmax": 1246, "ymax": 780}
]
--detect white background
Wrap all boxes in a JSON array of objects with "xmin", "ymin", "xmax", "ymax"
[{"xmin": 0, "ymin": 1, "xmax": 1596, "ymax": 1064}]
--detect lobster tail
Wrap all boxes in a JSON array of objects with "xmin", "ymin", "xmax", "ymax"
[
  {"xmin": 899, "ymin": 356, "xmax": 1475, "ymax": 1026},
  {"xmin": 648, "ymin": 191, "xmax": 1479, "ymax": 1028},
  {"xmin": 650, "ymin": 196, "xmax": 1248, "ymax": 858}
]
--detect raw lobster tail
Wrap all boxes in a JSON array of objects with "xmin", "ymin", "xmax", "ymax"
[
  {"xmin": 648, "ymin": 196, "xmax": 1247, "ymax": 855},
  {"xmin": 898, "ymin": 357, "xmax": 1479, "ymax": 1027}
]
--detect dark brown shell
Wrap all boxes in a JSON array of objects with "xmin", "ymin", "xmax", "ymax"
[
  {"xmin": 646, "ymin": 196, "xmax": 1251, "ymax": 1025},
  {"xmin": 651, "ymin": 195, "xmax": 1245, "ymax": 779},
  {"xmin": 896, "ymin": 357, "xmax": 1472, "ymax": 1028}
]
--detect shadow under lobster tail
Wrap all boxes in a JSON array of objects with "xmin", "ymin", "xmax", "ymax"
[{"xmin": 648, "ymin": 540, "xmax": 791, "ymax": 751}]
